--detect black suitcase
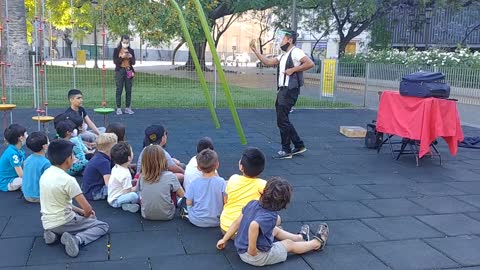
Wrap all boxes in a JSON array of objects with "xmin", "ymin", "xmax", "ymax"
[{"xmin": 400, "ymin": 72, "xmax": 450, "ymax": 98}]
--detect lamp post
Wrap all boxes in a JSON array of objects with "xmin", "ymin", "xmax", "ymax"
[
  {"xmin": 91, "ymin": 0, "xmax": 98, "ymax": 68},
  {"xmin": 424, "ymin": 7, "xmax": 433, "ymax": 50}
]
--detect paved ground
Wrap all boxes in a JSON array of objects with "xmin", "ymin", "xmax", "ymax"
[{"xmin": 0, "ymin": 108, "xmax": 480, "ymax": 270}]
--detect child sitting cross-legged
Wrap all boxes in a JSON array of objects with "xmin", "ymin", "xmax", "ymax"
[
  {"xmin": 138, "ymin": 145, "xmax": 184, "ymax": 221},
  {"xmin": 184, "ymin": 149, "xmax": 226, "ymax": 227},
  {"xmin": 41, "ymin": 140, "xmax": 109, "ymax": 258},
  {"xmin": 0, "ymin": 124, "xmax": 28, "ymax": 192},
  {"xmin": 216, "ymin": 177, "xmax": 329, "ymax": 267},
  {"xmin": 183, "ymin": 137, "xmax": 215, "ymax": 192},
  {"xmin": 22, "ymin": 131, "xmax": 51, "ymax": 203},
  {"xmin": 107, "ymin": 142, "xmax": 139, "ymax": 213},
  {"xmin": 55, "ymin": 120, "xmax": 88, "ymax": 176},
  {"xmin": 82, "ymin": 133, "xmax": 118, "ymax": 200}
]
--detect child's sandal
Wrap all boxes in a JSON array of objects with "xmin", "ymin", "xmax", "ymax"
[{"xmin": 313, "ymin": 223, "xmax": 329, "ymax": 251}]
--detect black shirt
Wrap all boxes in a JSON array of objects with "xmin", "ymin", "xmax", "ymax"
[
  {"xmin": 113, "ymin": 47, "xmax": 136, "ymax": 72},
  {"xmin": 65, "ymin": 106, "xmax": 88, "ymax": 120}
]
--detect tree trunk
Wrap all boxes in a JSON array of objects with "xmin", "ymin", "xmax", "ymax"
[
  {"xmin": 338, "ymin": 39, "xmax": 348, "ymax": 58},
  {"xmin": 172, "ymin": 40, "xmax": 185, "ymax": 65},
  {"xmin": 1, "ymin": 0, "xmax": 32, "ymax": 87},
  {"xmin": 183, "ymin": 41, "xmax": 207, "ymax": 71},
  {"xmin": 258, "ymin": 38, "xmax": 264, "ymax": 55}
]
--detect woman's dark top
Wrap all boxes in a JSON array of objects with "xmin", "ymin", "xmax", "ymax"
[{"xmin": 113, "ymin": 47, "xmax": 136, "ymax": 72}]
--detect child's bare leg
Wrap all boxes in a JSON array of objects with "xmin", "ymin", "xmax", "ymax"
[
  {"xmin": 280, "ymin": 239, "xmax": 321, "ymax": 254},
  {"xmin": 273, "ymin": 226, "xmax": 303, "ymax": 242}
]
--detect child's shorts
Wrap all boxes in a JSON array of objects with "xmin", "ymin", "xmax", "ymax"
[{"xmin": 239, "ymin": 242, "xmax": 287, "ymax": 266}]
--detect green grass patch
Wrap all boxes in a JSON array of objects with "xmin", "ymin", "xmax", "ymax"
[{"xmin": 7, "ymin": 66, "xmax": 352, "ymax": 109}]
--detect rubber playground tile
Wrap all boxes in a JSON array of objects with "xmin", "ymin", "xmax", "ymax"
[
  {"xmin": 359, "ymin": 184, "xmax": 421, "ymax": 198},
  {"xmin": 361, "ymin": 216, "xmax": 444, "ymax": 240},
  {"xmin": 1, "ymin": 215, "xmax": 44, "ymax": 238},
  {"xmin": 417, "ymin": 214, "xmax": 480, "ymax": 236},
  {"xmin": 361, "ymin": 198, "xmax": 432, "ymax": 217},
  {"xmin": 310, "ymin": 201, "xmax": 381, "ymax": 220},
  {"xmin": 27, "ymin": 235, "xmax": 107, "ymax": 265},
  {"xmin": 150, "ymin": 254, "xmax": 229, "ymax": 270},
  {"xmin": 69, "ymin": 258, "xmax": 150, "ymax": 270},
  {"xmin": 0, "ymin": 237, "xmax": 35, "ymax": 267},
  {"xmin": 314, "ymin": 185, "xmax": 377, "ymax": 200},
  {"xmin": 426, "ymin": 235, "xmax": 480, "ymax": 266},
  {"xmin": 109, "ymin": 231, "xmax": 184, "ymax": 260},
  {"xmin": 305, "ymin": 220, "xmax": 384, "ymax": 245},
  {"xmin": 225, "ymin": 252, "xmax": 310, "ymax": 270},
  {"xmin": 409, "ymin": 196, "xmax": 479, "ymax": 214},
  {"xmin": 302, "ymin": 244, "xmax": 389, "ymax": 270},
  {"xmin": 363, "ymin": 239, "xmax": 459, "ymax": 270}
]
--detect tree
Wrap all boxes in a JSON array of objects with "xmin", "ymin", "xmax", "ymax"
[
  {"xmin": 1, "ymin": 0, "xmax": 31, "ymax": 86},
  {"xmin": 300, "ymin": 8, "xmax": 333, "ymax": 60},
  {"xmin": 104, "ymin": 0, "xmax": 285, "ymax": 69},
  {"xmin": 249, "ymin": 10, "xmax": 277, "ymax": 55}
]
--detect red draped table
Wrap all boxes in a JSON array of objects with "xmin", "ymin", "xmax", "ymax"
[{"xmin": 376, "ymin": 91, "xmax": 464, "ymax": 160}]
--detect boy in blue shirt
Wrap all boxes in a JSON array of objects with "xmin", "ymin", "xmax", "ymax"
[
  {"xmin": 23, "ymin": 131, "xmax": 51, "ymax": 203},
  {"xmin": 0, "ymin": 124, "xmax": 27, "ymax": 192},
  {"xmin": 82, "ymin": 133, "xmax": 117, "ymax": 200},
  {"xmin": 216, "ymin": 177, "xmax": 329, "ymax": 267},
  {"xmin": 185, "ymin": 149, "xmax": 226, "ymax": 227}
]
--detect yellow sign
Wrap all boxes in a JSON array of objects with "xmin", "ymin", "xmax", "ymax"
[
  {"xmin": 77, "ymin": 50, "xmax": 86, "ymax": 65},
  {"xmin": 322, "ymin": 59, "xmax": 336, "ymax": 97}
]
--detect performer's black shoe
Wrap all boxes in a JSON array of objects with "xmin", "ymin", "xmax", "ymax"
[{"xmin": 292, "ymin": 147, "xmax": 307, "ymax": 155}]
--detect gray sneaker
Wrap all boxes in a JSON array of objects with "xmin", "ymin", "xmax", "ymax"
[
  {"xmin": 44, "ymin": 230, "xmax": 57, "ymax": 245},
  {"xmin": 124, "ymin": 107, "xmax": 134, "ymax": 114},
  {"xmin": 122, "ymin": 203, "xmax": 140, "ymax": 213},
  {"xmin": 273, "ymin": 150, "xmax": 292, "ymax": 160},
  {"xmin": 116, "ymin": 108, "xmax": 123, "ymax": 115},
  {"xmin": 60, "ymin": 232, "xmax": 80, "ymax": 257}
]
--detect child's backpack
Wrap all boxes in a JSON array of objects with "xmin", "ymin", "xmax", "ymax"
[{"xmin": 365, "ymin": 121, "xmax": 383, "ymax": 149}]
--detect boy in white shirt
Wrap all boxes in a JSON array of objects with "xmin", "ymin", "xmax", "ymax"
[
  {"xmin": 107, "ymin": 142, "xmax": 139, "ymax": 213},
  {"xmin": 184, "ymin": 137, "xmax": 214, "ymax": 192},
  {"xmin": 40, "ymin": 140, "xmax": 109, "ymax": 258}
]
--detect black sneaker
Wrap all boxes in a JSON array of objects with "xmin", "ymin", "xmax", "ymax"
[
  {"xmin": 273, "ymin": 150, "xmax": 292, "ymax": 160},
  {"xmin": 292, "ymin": 147, "xmax": 307, "ymax": 155}
]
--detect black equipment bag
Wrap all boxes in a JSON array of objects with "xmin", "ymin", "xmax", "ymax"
[
  {"xmin": 400, "ymin": 71, "xmax": 450, "ymax": 98},
  {"xmin": 365, "ymin": 122, "xmax": 383, "ymax": 149}
]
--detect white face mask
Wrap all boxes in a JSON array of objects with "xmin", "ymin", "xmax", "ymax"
[
  {"xmin": 72, "ymin": 129, "xmax": 78, "ymax": 137},
  {"xmin": 22, "ymin": 132, "xmax": 28, "ymax": 146},
  {"xmin": 122, "ymin": 43, "xmax": 129, "ymax": 49}
]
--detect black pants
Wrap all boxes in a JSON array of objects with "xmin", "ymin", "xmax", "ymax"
[
  {"xmin": 275, "ymin": 87, "xmax": 304, "ymax": 153},
  {"xmin": 115, "ymin": 68, "xmax": 133, "ymax": 108}
]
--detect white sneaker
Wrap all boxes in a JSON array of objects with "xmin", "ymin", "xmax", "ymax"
[
  {"xmin": 116, "ymin": 108, "xmax": 123, "ymax": 115},
  {"xmin": 60, "ymin": 232, "xmax": 80, "ymax": 257},
  {"xmin": 122, "ymin": 203, "xmax": 139, "ymax": 213},
  {"xmin": 124, "ymin": 108, "xmax": 134, "ymax": 114}
]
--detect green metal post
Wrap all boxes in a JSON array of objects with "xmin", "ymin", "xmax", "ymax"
[
  {"xmin": 191, "ymin": 0, "xmax": 247, "ymax": 145},
  {"xmin": 169, "ymin": 0, "xmax": 220, "ymax": 129}
]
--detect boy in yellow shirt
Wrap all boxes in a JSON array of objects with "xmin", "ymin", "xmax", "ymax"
[{"xmin": 220, "ymin": 147, "xmax": 267, "ymax": 234}]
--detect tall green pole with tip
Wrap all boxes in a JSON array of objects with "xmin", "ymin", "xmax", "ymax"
[
  {"xmin": 169, "ymin": 0, "xmax": 220, "ymax": 129},
  {"xmin": 191, "ymin": 0, "xmax": 247, "ymax": 145}
]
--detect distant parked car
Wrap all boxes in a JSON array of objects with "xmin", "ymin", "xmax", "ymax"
[
  {"xmin": 256, "ymin": 54, "xmax": 278, "ymax": 68},
  {"xmin": 225, "ymin": 53, "xmax": 251, "ymax": 66}
]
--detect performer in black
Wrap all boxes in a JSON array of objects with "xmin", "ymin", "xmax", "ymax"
[{"xmin": 250, "ymin": 30, "xmax": 314, "ymax": 159}]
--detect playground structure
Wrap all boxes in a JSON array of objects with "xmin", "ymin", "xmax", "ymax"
[
  {"xmin": 0, "ymin": 0, "xmax": 248, "ymax": 144},
  {"xmin": 92, "ymin": 0, "xmax": 114, "ymax": 125},
  {"xmin": 0, "ymin": 0, "xmax": 16, "ymax": 131}
]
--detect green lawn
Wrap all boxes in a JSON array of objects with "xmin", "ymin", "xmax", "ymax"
[{"xmin": 6, "ymin": 66, "xmax": 352, "ymax": 109}]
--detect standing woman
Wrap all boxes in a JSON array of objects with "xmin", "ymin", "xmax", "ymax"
[{"xmin": 113, "ymin": 35, "xmax": 136, "ymax": 115}]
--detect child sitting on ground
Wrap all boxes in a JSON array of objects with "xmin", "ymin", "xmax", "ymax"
[
  {"xmin": 0, "ymin": 124, "xmax": 27, "ymax": 192},
  {"xmin": 217, "ymin": 177, "xmax": 329, "ymax": 267},
  {"xmin": 107, "ymin": 142, "xmax": 139, "ymax": 213},
  {"xmin": 185, "ymin": 149, "xmax": 226, "ymax": 227},
  {"xmin": 137, "ymin": 125, "xmax": 185, "ymax": 182},
  {"xmin": 184, "ymin": 137, "xmax": 215, "ymax": 192},
  {"xmin": 82, "ymin": 133, "xmax": 118, "ymax": 200},
  {"xmin": 65, "ymin": 89, "xmax": 105, "ymax": 148},
  {"xmin": 220, "ymin": 147, "xmax": 267, "ymax": 234},
  {"xmin": 138, "ymin": 145, "xmax": 184, "ymax": 220},
  {"xmin": 22, "ymin": 131, "xmax": 51, "ymax": 203},
  {"xmin": 56, "ymin": 120, "xmax": 88, "ymax": 176},
  {"xmin": 106, "ymin": 122, "xmax": 126, "ymax": 142},
  {"xmin": 40, "ymin": 139, "xmax": 109, "ymax": 258}
]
